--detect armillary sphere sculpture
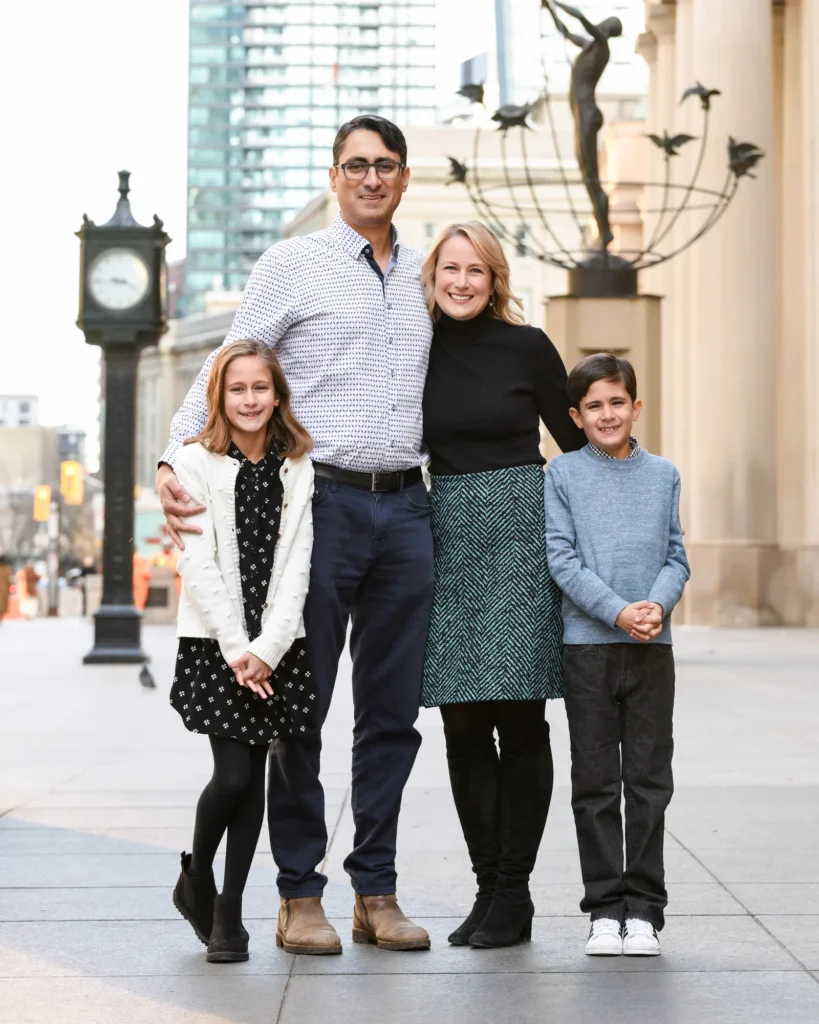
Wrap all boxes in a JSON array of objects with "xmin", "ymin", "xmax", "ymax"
[{"xmin": 447, "ymin": 0, "xmax": 765, "ymax": 297}]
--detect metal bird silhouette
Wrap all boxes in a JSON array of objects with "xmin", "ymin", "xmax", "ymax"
[
  {"xmin": 446, "ymin": 157, "xmax": 469, "ymax": 186},
  {"xmin": 491, "ymin": 103, "xmax": 533, "ymax": 132},
  {"xmin": 457, "ymin": 83, "xmax": 485, "ymax": 105},
  {"xmin": 728, "ymin": 138, "xmax": 764, "ymax": 179},
  {"xmin": 648, "ymin": 131, "xmax": 697, "ymax": 157},
  {"xmin": 680, "ymin": 81, "xmax": 721, "ymax": 111}
]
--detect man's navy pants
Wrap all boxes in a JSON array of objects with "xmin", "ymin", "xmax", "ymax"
[{"xmin": 267, "ymin": 473, "xmax": 434, "ymax": 897}]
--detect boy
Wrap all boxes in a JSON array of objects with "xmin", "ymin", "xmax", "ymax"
[{"xmin": 544, "ymin": 353, "xmax": 690, "ymax": 957}]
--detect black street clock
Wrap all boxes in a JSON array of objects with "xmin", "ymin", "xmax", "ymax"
[{"xmin": 77, "ymin": 171, "xmax": 170, "ymax": 664}]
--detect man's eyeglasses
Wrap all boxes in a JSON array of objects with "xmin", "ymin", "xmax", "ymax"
[{"xmin": 335, "ymin": 160, "xmax": 405, "ymax": 181}]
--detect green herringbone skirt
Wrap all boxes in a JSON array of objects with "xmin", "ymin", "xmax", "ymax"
[{"xmin": 421, "ymin": 463, "xmax": 564, "ymax": 708}]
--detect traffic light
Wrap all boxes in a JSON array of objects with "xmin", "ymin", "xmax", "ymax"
[
  {"xmin": 60, "ymin": 461, "xmax": 83, "ymax": 505},
  {"xmin": 33, "ymin": 485, "xmax": 51, "ymax": 522}
]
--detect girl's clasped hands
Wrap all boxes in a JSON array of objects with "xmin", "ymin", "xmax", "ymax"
[{"xmin": 230, "ymin": 652, "xmax": 274, "ymax": 697}]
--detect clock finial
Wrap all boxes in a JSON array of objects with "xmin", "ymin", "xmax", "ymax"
[{"xmin": 104, "ymin": 169, "xmax": 140, "ymax": 227}]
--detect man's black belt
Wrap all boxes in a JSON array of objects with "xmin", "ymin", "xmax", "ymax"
[{"xmin": 313, "ymin": 462, "xmax": 423, "ymax": 492}]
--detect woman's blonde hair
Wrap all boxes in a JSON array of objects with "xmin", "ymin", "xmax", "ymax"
[
  {"xmin": 185, "ymin": 339, "xmax": 313, "ymax": 459},
  {"xmin": 421, "ymin": 221, "xmax": 526, "ymax": 326}
]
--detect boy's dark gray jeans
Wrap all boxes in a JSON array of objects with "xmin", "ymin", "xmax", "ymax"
[{"xmin": 563, "ymin": 642, "xmax": 675, "ymax": 930}]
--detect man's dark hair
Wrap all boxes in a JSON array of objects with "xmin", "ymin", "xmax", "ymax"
[
  {"xmin": 567, "ymin": 352, "xmax": 638, "ymax": 409},
  {"xmin": 332, "ymin": 115, "xmax": 407, "ymax": 166}
]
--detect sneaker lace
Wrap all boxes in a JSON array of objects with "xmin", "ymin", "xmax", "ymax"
[
  {"xmin": 626, "ymin": 919, "xmax": 655, "ymax": 939},
  {"xmin": 592, "ymin": 918, "xmax": 621, "ymax": 937}
]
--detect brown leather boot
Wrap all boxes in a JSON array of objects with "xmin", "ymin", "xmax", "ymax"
[
  {"xmin": 352, "ymin": 894, "xmax": 431, "ymax": 951},
  {"xmin": 276, "ymin": 896, "xmax": 342, "ymax": 955}
]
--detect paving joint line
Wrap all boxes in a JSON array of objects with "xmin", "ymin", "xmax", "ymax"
[
  {"xmin": 275, "ymin": 955, "xmax": 297, "ymax": 1022},
  {"xmin": 666, "ymin": 827, "xmax": 818, "ymax": 983},
  {"xmin": 0, "ymin": 968, "xmax": 811, "ymax": 980},
  {"xmin": 0, "ymin": 761, "xmax": 113, "ymax": 821},
  {"xmin": 319, "ymin": 783, "xmax": 351, "ymax": 875},
  {"xmin": 273, "ymin": 782, "xmax": 350, "ymax": 1022}
]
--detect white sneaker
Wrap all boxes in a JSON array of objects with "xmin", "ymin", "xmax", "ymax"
[
  {"xmin": 585, "ymin": 918, "xmax": 623, "ymax": 956},
  {"xmin": 623, "ymin": 918, "xmax": 661, "ymax": 956}
]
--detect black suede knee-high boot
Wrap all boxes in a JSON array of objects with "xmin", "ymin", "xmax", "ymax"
[
  {"xmin": 470, "ymin": 716, "xmax": 553, "ymax": 948},
  {"xmin": 441, "ymin": 705, "xmax": 501, "ymax": 945}
]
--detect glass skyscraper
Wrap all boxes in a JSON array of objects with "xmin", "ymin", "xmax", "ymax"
[{"xmin": 184, "ymin": 1, "xmax": 437, "ymax": 314}]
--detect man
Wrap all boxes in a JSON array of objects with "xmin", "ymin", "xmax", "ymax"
[{"xmin": 156, "ymin": 116, "xmax": 434, "ymax": 954}]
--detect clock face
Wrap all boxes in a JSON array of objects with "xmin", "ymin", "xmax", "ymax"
[{"xmin": 87, "ymin": 248, "xmax": 150, "ymax": 311}]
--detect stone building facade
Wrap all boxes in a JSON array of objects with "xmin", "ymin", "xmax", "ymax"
[{"xmin": 638, "ymin": 0, "xmax": 818, "ymax": 625}]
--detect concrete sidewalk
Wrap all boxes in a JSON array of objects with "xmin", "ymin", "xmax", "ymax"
[{"xmin": 1, "ymin": 619, "xmax": 819, "ymax": 1023}]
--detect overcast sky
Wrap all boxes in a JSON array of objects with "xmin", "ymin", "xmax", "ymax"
[{"xmin": 0, "ymin": 0, "xmax": 491, "ymax": 468}]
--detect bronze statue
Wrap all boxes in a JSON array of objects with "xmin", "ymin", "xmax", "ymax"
[{"xmin": 543, "ymin": 1, "xmax": 623, "ymax": 250}]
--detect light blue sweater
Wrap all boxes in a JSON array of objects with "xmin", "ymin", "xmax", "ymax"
[{"xmin": 544, "ymin": 446, "xmax": 690, "ymax": 645}]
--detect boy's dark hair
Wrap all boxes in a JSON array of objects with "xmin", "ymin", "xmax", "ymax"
[
  {"xmin": 332, "ymin": 115, "xmax": 408, "ymax": 166},
  {"xmin": 567, "ymin": 352, "xmax": 638, "ymax": 409}
]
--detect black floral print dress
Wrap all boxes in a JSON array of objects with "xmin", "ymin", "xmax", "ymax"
[{"xmin": 170, "ymin": 442, "xmax": 316, "ymax": 743}]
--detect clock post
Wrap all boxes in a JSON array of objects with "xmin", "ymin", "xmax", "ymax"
[{"xmin": 77, "ymin": 170, "xmax": 170, "ymax": 664}]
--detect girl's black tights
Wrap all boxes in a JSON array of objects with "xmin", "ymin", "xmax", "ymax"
[{"xmin": 189, "ymin": 736, "xmax": 268, "ymax": 897}]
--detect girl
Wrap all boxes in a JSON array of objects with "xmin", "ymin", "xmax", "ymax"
[
  {"xmin": 420, "ymin": 223, "xmax": 585, "ymax": 948},
  {"xmin": 169, "ymin": 339, "xmax": 316, "ymax": 963}
]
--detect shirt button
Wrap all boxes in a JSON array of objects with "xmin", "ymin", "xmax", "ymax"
[
  {"xmin": 391, "ymin": 404, "xmax": 396, "ymax": 411},
  {"xmin": 387, "ymin": 303, "xmax": 392, "ymax": 310},
  {"xmin": 264, "ymin": 602, "xmax": 269, "ymax": 609}
]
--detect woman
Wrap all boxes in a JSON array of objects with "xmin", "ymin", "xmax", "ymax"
[
  {"xmin": 170, "ymin": 339, "xmax": 316, "ymax": 963},
  {"xmin": 421, "ymin": 222, "xmax": 585, "ymax": 948}
]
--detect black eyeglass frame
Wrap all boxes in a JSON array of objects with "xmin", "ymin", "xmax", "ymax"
[{"xmin": 334, "ymin": 160, "xmax": 407, "ymax": 180}]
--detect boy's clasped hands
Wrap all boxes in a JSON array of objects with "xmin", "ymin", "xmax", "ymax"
[
  {"xmin": 616, "ymin": 601, "xmax": 664, "ymax": 642},
  {"xmin": 230, "ymin": 652, "xmax": 274, "ymax": 698}
]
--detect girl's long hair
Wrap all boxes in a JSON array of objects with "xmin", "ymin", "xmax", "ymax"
[
  {"xmin": 185, "ymin": 339, "xmax": 313, "ymax": 459},
  {"xmin": 421, "ymin": 221, "xmax": 526, "ymax": 326}
]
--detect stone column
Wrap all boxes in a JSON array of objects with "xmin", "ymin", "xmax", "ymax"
[
  {"xmin": 800, "ymin": 0, "xmax": 819, "ymax": 624},
  {"xmin": 669, "ymin": 0, "xmax": 694, "ymax": 538},
  {"xmin": 773, "ymin": 0, "xmax": 808, "ymax": 623},
  {"xmin": 684, "ymin": 0, "xmax": 777, "ymax": 624},
  {"xmin": 639, "ymin": 5, "xmax": 678, "ymax": 462}
]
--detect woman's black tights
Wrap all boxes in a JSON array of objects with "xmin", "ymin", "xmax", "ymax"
[
  {"xmin": 189, "ymin": 737, "xmax": 268, "ymax": 897},
  {"xmin": 441, "ymin": 700, "xmax": 554, "ymax": 903}
]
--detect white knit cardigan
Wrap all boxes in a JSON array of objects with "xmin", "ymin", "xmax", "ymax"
[{"xmin": 174, "ymin": 441, "xmax": 314, "ymax": 671}]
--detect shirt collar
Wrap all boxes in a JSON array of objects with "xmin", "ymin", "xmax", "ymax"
[
  {"xmin": 588, "ymin": 436, "xmax": 641, "ymax": 461},
  {"xmin": 329, "ymin": 214, "xmax": 400, "ymax": 261}
]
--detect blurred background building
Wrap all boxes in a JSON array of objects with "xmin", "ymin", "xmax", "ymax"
[
  {"xmin": 0, "ymin": 418, "xmax": 94, "ymax": 570},
  {"xmin": 0, "ymin": 395, "xmax": 39, "ymax": 428}
]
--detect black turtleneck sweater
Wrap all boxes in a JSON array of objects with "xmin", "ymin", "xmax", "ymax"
[{"xmin": 422, "ymin": 307, "xmax": 586, "ymax": 476}]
